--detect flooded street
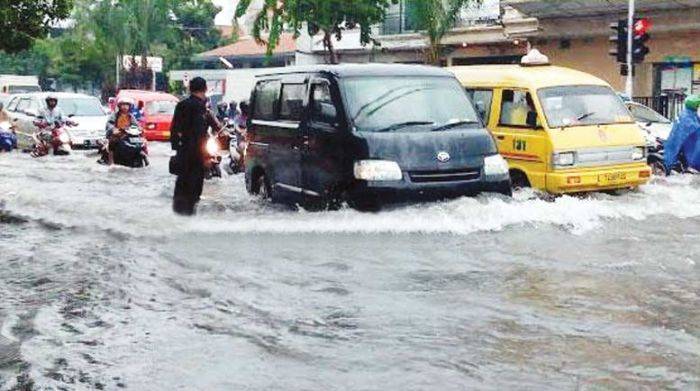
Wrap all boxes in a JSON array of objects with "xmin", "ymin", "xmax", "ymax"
[{"xmin": 1, "ymin": 143, "xmax": 699, "ymax": 390}]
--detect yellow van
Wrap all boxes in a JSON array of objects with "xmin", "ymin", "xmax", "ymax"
[{"xmin": 450, "ymin": 53, "xmax": 651, "ymax": 194}]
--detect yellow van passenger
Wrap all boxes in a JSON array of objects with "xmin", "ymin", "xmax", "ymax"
[{"xmin": 450, "ymin": 51, "xmax": 651, "ymax": 194}]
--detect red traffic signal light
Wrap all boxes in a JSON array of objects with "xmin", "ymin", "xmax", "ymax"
[{"xmin": 633, "ymin": 18, "xmax": 651, "ymax": 35}]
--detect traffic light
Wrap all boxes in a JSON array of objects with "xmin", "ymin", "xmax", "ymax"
[
  {"xmin": 632, "ymin": 18, "xmax": 651, "ymax": 63},
  {"xmin": 609, "ymin": 20, "xmax": 627, "ymax": 63}
]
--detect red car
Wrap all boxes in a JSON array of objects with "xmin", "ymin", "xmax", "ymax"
[{"xmin": 111, "ymin": 90, "xmax": 180, "ymax": 141}]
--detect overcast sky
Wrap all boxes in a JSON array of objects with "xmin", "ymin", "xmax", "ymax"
[{"xmin": 214, "ymin": 0, "xmax": 236, "ymax": 26}]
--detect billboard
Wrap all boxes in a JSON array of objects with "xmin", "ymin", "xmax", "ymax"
[{"xmin": 461, "ymin": 0, "xmax": 501, "ymax": 23}]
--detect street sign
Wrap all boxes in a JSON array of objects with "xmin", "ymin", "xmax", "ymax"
[{"xmin": 122, "ymin": 55, "xmax": 164, "ymax": 72}]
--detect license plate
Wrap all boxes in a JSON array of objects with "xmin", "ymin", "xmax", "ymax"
[
  {"xmin": 599, "ymin": 172, "xmax": 627, "ymax": 185},
  {"xmin": 129, "ymin": 137, "xmax": 143, "ymax": 143}
]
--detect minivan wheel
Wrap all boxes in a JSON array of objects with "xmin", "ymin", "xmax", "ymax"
[{"xmin": 255, "ymin": 173, "xmax": 272, "ymax": 200}]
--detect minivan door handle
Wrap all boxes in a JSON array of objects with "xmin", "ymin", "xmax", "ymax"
[{"xmin": 496, "ymin": 135, "xmax": 505, "ymax": 140}]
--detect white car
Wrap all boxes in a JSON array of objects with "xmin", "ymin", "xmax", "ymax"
[
  {"xmin": 625, "ymin": 101, "xmax": 672, "ymax": 146},
  {"xmin": 8, "ymin": 92, "xmax": 108, "ymax": 149}
]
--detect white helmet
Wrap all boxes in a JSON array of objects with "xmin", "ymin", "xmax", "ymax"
[
  {"xmin": 117, "ymin": 97, "xmax": 135, "ymax": 107},
  {"xmin": 45, "ymin": 94, "xmax": 58, "ymax": 103}
]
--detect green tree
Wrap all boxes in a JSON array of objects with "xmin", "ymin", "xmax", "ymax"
[
  {"xmin": 236, "ymin": 0, "xmax": 398, "ymax": 64},
  {"xmin": 0, "ymin": 0, "xmax": 73, "ymax": 53},
  {"xmin": 405, "ymin": 0, "xmax": 482, "ymax": 65}
]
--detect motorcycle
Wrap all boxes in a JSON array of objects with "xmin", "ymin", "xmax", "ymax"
[
  {"xmin": 647, "ymin": 135, "xmax": 689, "ymax": 175},
  {"xmin": 222, "ymin": 118, "xmax": 246, "ymax": 175},
  {"xmin": 0, "ymin": 121, "xmax": 18, "ymax": 152},
  {"xmin": 204, "ymin": 129, "xmax": 224, "ymax": 179},
  {"xmin": 30, "ymin": 117, "xmax": 74, "ymax": 157},
  {"xmin": 99, "ymin": 125, "xmax": 149, "ymax": 168}
]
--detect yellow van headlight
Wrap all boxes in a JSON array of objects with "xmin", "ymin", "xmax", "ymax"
[{"xmin": 553, "ymin": 152, "xmax": 576, "ymax": 167}]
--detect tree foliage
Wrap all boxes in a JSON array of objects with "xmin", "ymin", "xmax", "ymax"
[
  {"xmin": 0, "ymin": 0, "xmax": 73, "ymax": 53},
  {"xmin": 0, "ymin": 0, "xmax": 228, "ymax": 94},
  {"xmin": 406, "ymin": 0, "xmax": 482, "ymax": 65},
  {"xmin": 236, "ymin": 0, "xmax": 398, "ymax": 64}
]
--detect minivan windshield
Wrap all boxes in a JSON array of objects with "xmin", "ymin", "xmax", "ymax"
[
  {"xmin": 538, "ymin": 85, "xmax": 634, "ymax": 128},
  {"xmin": 343, "ymin": 76, "xmax": 480, "ymax": 133}
]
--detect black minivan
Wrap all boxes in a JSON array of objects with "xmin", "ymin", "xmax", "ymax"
[{"xmin": 245, "ymin": 64, "xmax": 511, "ymax": 209}]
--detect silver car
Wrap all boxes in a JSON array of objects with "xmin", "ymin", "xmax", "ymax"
[{"xmin": 8, "ymin": 92, "xmax": 109, "ymax": 149}]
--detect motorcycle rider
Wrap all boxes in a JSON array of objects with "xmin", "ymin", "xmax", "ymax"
[
  {"xmin": 37, "ymin": 94, "xmax": 72, "ymax": 126},
  {"xmin": 0, "ymin": 103, "xmax": 17, "ymax": 152},
  {"xmin": 216, "ymin": 101, "xmax": 229, "ymax": 122},
  {"xmin": 664, "ymin": 95, "xmax": 700, "ymax": 174},
  {"xmin": 0, "ymin": 102, "xmax": 11, "ymax": 123},
  {"xmin": 100, "ymin": 97, "xmax": 140, "ymax": 165}
]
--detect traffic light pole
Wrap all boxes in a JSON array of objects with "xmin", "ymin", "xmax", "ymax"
[{"xmin": 626, "ymin": 0, "xmax": 635, "ymax": 97}]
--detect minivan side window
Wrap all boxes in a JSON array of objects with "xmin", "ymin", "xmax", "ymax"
[
  {"xmin": 466, "ymin": 89, "xmax": 493, "ymax": 124},
  {"xmin": 499, "ymin": 89, "xmax": 540, "ymax": 128},
  {"xmin": 279, "ymin": 84, "xmax": 306, "ymax": 122},
  {"xmin": 310, "ymin": 83, "xmax": 336, "ymax": 125},
  {"xmin": 253, "ymin": 80, "xmax": 281, "ymax": 121}
]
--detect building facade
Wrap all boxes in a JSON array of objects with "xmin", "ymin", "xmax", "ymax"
[{"xmin": 507, "ymin": 0, "xmax": 700, "ymax": 98}]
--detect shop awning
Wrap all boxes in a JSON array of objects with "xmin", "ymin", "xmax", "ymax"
[{"xmin": 505, "ymin": 0, "xmax": 700, "ymax": 18}]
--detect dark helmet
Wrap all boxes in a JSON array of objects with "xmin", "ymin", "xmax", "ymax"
[
  {"xmin": 239, "ymin": 100, "xmax": 250, "ymax": 115},
  {"xmin": 217, "ymin": 101, "xmax": 228, "ymax": 112}
]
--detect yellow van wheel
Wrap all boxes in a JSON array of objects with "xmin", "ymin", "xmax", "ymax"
[{"xmin": 510, "ymin": 170, "xmax": 531, "ymax": 190}]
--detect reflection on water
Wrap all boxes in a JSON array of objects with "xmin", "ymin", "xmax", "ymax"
[{"xmin": 0, "ymin": 144, "xmax": 699, "ymax": 390}]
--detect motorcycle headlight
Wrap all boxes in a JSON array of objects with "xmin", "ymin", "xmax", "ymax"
[
  {"xmin": 553, "ymin": 151, "xmax": 576, "ymax": 167},
  {"xmin": 58, "ymin": 133, "xmax": 71, "ymax": 143},
  {"xmin": 632, "ymin": 146, "xmax": 646, "ymax": 161},
  {"xmin": 483, "ymin": 154, "xmax": 510, "ymax": 178},
  {"xmin": 353, "ymin": 160, "xmax": 403, "ymax": 181},
  {"xmin": 206, "ymin": 137, "xmax": 219, "ymax": 155}
]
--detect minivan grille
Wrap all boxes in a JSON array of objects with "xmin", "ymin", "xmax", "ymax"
[{"xmin": 409, "ymin": 168, "xmax": 481, "ymax": 183}]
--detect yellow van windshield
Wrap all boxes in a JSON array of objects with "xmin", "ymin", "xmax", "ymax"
[{"xmin": 538, "ymin": 85, "xmax": 633, "ymax": 128}]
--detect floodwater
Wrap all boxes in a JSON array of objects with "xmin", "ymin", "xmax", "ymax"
[{"xmin": 0, "ymin": 144, "xmax": 698, "ymax": 390}]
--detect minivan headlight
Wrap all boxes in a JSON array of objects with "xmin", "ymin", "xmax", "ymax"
[
  {"xmin": 632, "ymin": 146, "xmax": 646, "ymax": 160},
  {"xmin": 354, "ymin": 160, "xmax": 403, "ymax": 181},
  {"xmin": 483, "ymin": 154, "xmax": 509, "ymax": 178},
  {"xmin": 553, "ymin": 151, "xmax": 576, "ymax": 167}
]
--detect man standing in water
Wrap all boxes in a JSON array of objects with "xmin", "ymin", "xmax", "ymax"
[{"xmin": 170, "ymin": 77, "xmax": 218, "ymax": 215}]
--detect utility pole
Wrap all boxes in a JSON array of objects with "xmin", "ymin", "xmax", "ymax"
[
  {"xmin": 626, "ymin": 0, "xmax": 635, "ymax": 97},
  {"xmin": 116, "ymin": 55, "xmax": 121, "ymax": 88}
]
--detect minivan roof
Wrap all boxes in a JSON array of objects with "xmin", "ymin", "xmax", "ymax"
[
  {"xmin": 450, "ymin": 65, "xmax": 610, "ymax": 90},
  {"xmin": 255, "ymin": 63, "xmax": 455, "ymax": 79}
]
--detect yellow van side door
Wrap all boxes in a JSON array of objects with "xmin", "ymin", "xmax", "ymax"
[{"xmin": 491, "ymin": 88, "xmax": 549, "ymax": 189}]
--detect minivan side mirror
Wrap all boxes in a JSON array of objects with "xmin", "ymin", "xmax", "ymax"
[{"xmin": 24, "ymin": 109, "xmax": 37, "ymax": 117}]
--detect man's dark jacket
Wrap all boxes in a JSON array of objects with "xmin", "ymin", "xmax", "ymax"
[{"xmin": 170, "ymin": 95, "xmax": 209, "ymax": 172}]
